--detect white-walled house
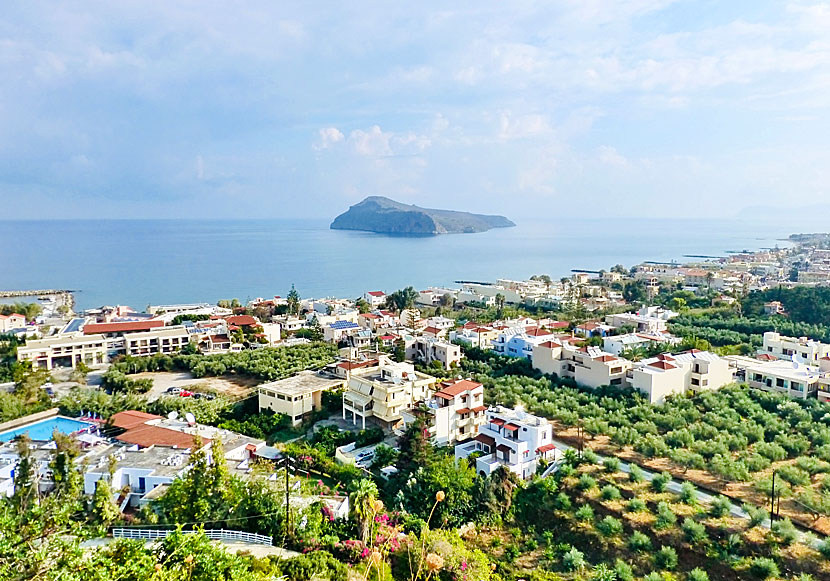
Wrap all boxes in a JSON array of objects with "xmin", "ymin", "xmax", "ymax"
[
  {"xmin": 759, "ymin": 332, "xmax": 830, "ymax": 364},
  {"xmin": 603, "ymin": 332, "xmax": 680, "ymax": 356},
  {"xmin": 403, "ymin": 379, "xmax": 486, "ymax": 445},
  {"xmin": 532, "ymin": 342, "xmax": 631, "ymax": 389},
  {"xmin": 455, "ymin": 406, "xmax": 558, "ymax": 480},
  {"xmin": 628, "ymin": 351, "xmax": 735, "ymax": 404},
  {"xmin": 364, "ymin": 291, "xmax": 386, "ymax": 308}
]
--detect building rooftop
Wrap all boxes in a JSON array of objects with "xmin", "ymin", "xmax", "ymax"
[
  {"xmin": 259, "ymin": 370, "xmax": 344, "ymax": 397},
  {"xmin": 110, "ymin": 410, "xmax": 163, "ymax": 430},
  {"xmin": 83, "ymin": 320, "xmax": 164, "ymax": 334}
]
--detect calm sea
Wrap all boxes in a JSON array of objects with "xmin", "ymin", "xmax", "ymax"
[{"xmin": 0, "ymin": 217, "xmax": 823, "ymax": 311}]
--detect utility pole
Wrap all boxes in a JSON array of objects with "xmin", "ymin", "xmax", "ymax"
[{"xmin": 770, "ymin": 470, "xmax": 776, "ymax": 522}]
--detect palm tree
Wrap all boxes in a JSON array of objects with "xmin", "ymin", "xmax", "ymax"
[
  {"xmin": 495, "ymin": 293, "xmax": 505, "ymax": 318},
  {"xmin": 350, "ymin": 478, "xmax": 379, "ymax": 543}
]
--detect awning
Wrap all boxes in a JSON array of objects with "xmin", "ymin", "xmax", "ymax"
[
  {"xmin": 496, "ymin": 444, "xmax": 512, "ymax": 453},
  {"xmin": 470, "ymin": 406, "xmax": 487, "ymax": 413},
  {"xmin": 504, "ymin": 423, "xmax": 520, "ymax": 431},
  {"xmin": 456, "ymin": 408, "xmax": 471, "ymax": 415},
  {"xmin": 537, "ymin": 443, "xmax": 557, "ymax": 453},
  {"xmin": 490, "ymin": 418, "xmax": 505, "ymax": 426},
  {"xmin": 475, "ymin": 434, "xmax": 495, "ymax": 447}
]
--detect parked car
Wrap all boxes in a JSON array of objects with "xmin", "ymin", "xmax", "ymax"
[
  {"xmin": 179, "ymin": 390, "xmax": 193, "ymax": 397},
  {"xmin": 166, "ymin": 387, "xmax": 182, "ymax": 395}
]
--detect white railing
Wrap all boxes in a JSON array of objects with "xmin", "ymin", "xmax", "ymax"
[{"xmin": 112, "ymin": 528, "xmax": 273, "ymax": 546}]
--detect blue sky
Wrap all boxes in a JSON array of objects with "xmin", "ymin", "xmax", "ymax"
[{"xmin": 2, "ymin": 1, "xmax": 830, "ymax": 220}]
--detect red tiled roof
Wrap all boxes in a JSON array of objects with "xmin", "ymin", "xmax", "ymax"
[
  {"xmin": 525, "ymin": 327, "xmax": 554, "ymax": 337},
  {"xmin": 470, "ymin": 405, "xmax": 487, "ymax": 413},
  {"xmin": 537, "ymin": 443, "xmax": 557, "ymax": 453},
  {"xmin": 550, "ymin": 321, "xmax": 570, "ymax": 329},
  {"xmin": 504, "ymin": 423, "xmax": 520, "ymax": 431},
  {"xmin": 455, "ymin": 408, "xmax": 471, "ymax": 415},
  {"xmin": 226, "ymin": 315, "xmax": 257, "ymax": 326},
  {"xmin": 367, "ymin": 291, "xmax": 385, "ymax": 297},
  {"xmin": 208, "ymin": 334, "xmax": 231, "ymax": 343},
  {"xmin": 360, "ymin": 313, "xmax": 380, "ymax": 318},
  {"xmin": 475, "ymin": 434, "xmax": 495, "ymax": 447},
  {"xmin": 595, "ymin": 355, "xmax": 617, "ymax": 362},
  {"xmin": 0, "ymin": 313, "xmax": 25, "ymax": 319},
  {"xmin": 116, "ymin": 425, "xmax": 210, "ymax": 449},
  {"xmin": 423, "ymin": 326, "xmax": 442, "ymax": 334},
  {"xmin": 435, "ymin": 379, "xmax": 482, "ymax": 397},
  {"xmin": 379, "ymin": 335, "xmax": 397, "ymax": 340},
  {"xmin": 656, "ymin": 353, "xmax": 676, "ymax": 361},
  {"xmin": 649, "ymin": 360, "xmax": 677, "ymax": 370},
  {"xmin": 490, "ymin": 418, "xmax": 505, "ymax": 426},
  {"xmin": 758, "ymin": 353, "xmax": 777, "ymax": 361},
  {"xmin": 110, "ymin": 410, "xmax": 163, "ymax": 430},
  {"xmin": 84, "ymin": 320, "xmax": 164, "ymax": 334},
  {"xmin": 337, "ymin": 359, "xmax": 378, "ymax": 370},
  {"xmin": 538, "ymin": 341, "xmax": 562, "ymax": 349}
]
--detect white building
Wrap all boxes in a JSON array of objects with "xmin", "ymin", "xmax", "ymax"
[
  {"xmin": 342, "ymin": 359, "xmax": 437, "ymax": 429},
  {"xmin": 759, "ymin": 332, "xmax": 830, "ymax": 364},
  {"xmin": 455, "ymin": 406, "xmax": 558, "ymax": 480},
  {"xmin": 738, "ymin": 357, "xmax": 827, "ymax": 401},
  {"xmin": 603, "ymin": 332, "xmax": 681, "ymax": 356},
  {"xmin": 532, "ymin": 342, "xmax": 632, "ymax": 389},
  {"xmin": 0, "ymin": 313, "xmax": 26, "ymax": 333},
  {"xmin": 403, "ymin": 379, "xmax": 486, "ymax": 445},
  {"xmin": 17, "ymin": 333, "xmax": 111, "ymax": 369},
  {"xmin": 628, "ymin": 351, "xmax": 735, "ymax": 405},
  {"xmin": 363, "ymin": 291, "xmax": 386, "ymax": 308},
  {"xmin": 492, "ymin": 327, "xmax": 556, "ymax": 359},
  {"xmin": 258, "ymin": 371, "xmax": 345, "ymax": 425},
  {"xmin": 405, "ymin": 337, "xmax": 462, "ymax": 370},
  {"xmin": 605, "ymin": 306, "xmax": 678, "ymax": 334},
  {"xmin": 124, "ymin": 326, "xmax": 193, "ymax": 357}
]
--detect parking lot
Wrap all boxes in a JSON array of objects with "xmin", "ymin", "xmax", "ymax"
[{"xmin": 130, "ymin": 371, "xmax": 256, "ymax": 402}]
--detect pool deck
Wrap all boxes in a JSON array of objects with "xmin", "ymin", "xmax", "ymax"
[{"xmin": 0, "ymin": 408, "xmax": 59, "ymax": 433}]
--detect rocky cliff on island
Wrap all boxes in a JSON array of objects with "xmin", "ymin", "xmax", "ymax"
[{"xmin": 330, "ymin": 196, "xmax": 515, "ymax": 235}]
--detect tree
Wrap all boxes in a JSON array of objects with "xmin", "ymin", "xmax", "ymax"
[
  {"xmin": 494, "ymin": 293, "xmax": 506, "ymax": 318},
  {"xmin": 349, "ymin": 478, "xmax": 379, "ymax": 543},
  {"xmin": 287, "ymin": 284, "xmax": 301, "ymax": 316},
  {"xmin": 14, "ymin": 367, "xmax": 51, "ymax": 406},
  {"xmin": 385, "ymin": 286, "xmax": 418, "ymax": 313},
  {"xmin": 90, "ymin": 455, "xmax": 120, "ymax": 528}
]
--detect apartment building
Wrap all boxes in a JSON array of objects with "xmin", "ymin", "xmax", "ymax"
[
  {"xmin": 363, "ymin": 291, "xmax": 386, "ymax": 308},
  {"xmin": 405, "ymin": 336, "xmax": 462, "ymax": 370},
  {"xmin": 342, "ymin": 360, "xmax": 437, "ymax": 429},
  {"xmin": 605, "ymin": 306, "xmax": 678, "ymax": 334},
  {"xmin": 0, "ymin": 313, "xmax": 26, "ymax": 332},
  {"xmin": 741, "ymin": 358, "xmax": 826, "ymax": 401},
  {"xmin": 628, "ymin": 351, "xmax": 735, "ymax": 405},
  {"xmin": 17, "ymin": 333, "xmax": 111, "ymax": 369},
  {"xmin": 454, "ymin": 406, "xmax": 558, "ymax": 480},
  {"xmin": 449, "ymin": 325, "xmax": 498, "ymax": 349},
  {"xmin": 603, "ymin": 332, "xmax": 680, "ymax": 356},
  {"xmin": 759, "ymin": 332, "xmax": 830, "ymax": 364},
  {"xmin": 532, "ymin": 342, "xmax": 632, "ymax": 388},
  {"xmin": 492, "ymin": 327, "xmax": 555, "ymax": 359},
  {"xmin": 258, "ymin": 371, "xmax": 345, "ymax": 425},
  {"xmin": 124, "ymin": 326, "xmax": 193, "ymax": 357},
  {"xmin": 403, "ymin": 379, "xmax": 486, "ymax": 445}
]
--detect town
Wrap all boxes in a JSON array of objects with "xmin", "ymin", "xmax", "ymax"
[{"xmin": 4, "ymin": 236, "xmax": 830, "ymax": 580}]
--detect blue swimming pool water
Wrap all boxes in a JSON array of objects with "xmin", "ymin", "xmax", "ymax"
[{"xmin": 0, "ymin": 416, "xmax": 93, "ymax": 442}]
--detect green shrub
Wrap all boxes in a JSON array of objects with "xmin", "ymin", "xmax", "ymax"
[
  {"xmin": 614, "ymin": 559, "xmax": 634, "ymax": 581},
  {"xmin": 583, "ymin": 449, "xmax": 600, "ymax": 464},
  {"xmin": 590, "ymin": 563, "xmax": 616, "ymax": 581},
  {"xmin": 818, "ymin": 539, "xmax": 830, "ymax": 558},
  {"xmin": 742, "ymin": 503, "xmax": 768, "ymax": 528},
  {"xmin": 687, "ymin": 567, "xmax": 709, "ymax": 581},
  {"xmin": 709, "ymin": 495, "xmax": 732, "ymax": 518},
  {"xmin": 628, "ymin": 531, "xmax": 652, "ymax": 552},
  {"xmin": 681, "ymin": 517, "xmax": 708, "ymax": 545},
  {"xmin": 628, "ymin": 464, "xmax": 644, "ymax": 483},
  {"xmin": 575, "ymin": 505, "xmax": 594, "ymax": 522},
  {"xmin": 748, "ymin": 557, "xmax": 779, "ymax": 580},
  {"xmin": 504, "ymin": 544, "xmax": 520, "ymax": 562},
  {"xmin": 553, "ymin": 492, "xmax": 572, "ymax": 510},
  {"xmin": 578, "ymin": 474, "xmax": 597, "ymax": 491},
  {"xmin": 600, "ymin": 485, "xmax": 621, "ymax": 501},
  {"xmin": 770, "ymin": 517, "xmax": 797, "ymax": 546},
  {"xmin": 679, "ymin": 481, "xmax": 697, "ymax": 505},
  {"xmin": 651, "ymin": 471, "xmax": 671, "ymax": 493},
  {"xmin": 626, "ymin": 498, "xmax": 646, "ymax": 513},
  {"xmin": 777, "ymin": 465, "xmax": 810, "ymax": 487},
  {"xmin": 603, "ymin": 457, "xmax": 621, "ymax": 473},
  {"xmin": 596, "ymin": 516, "xmax": 623, "ymax": 538},
  {"xmin": 654, "ymin": 546, "xmax": 677, "ymax": 570},
  {"xmin": 561, "ymin": 546, "xmax": 585, "ymax": 571},
  {"xmin": 654, "ymin": 501, "xmax": 677, "ymax": 530}
]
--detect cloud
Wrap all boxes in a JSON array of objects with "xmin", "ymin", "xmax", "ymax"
[{"xmin": 313, "ymin": 127, "xmax": 345, "ymax": 150}]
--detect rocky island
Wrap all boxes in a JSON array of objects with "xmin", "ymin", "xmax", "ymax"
[{"xmin": 330, "ymin": 196, "xmax": 515, "ymax": 235}]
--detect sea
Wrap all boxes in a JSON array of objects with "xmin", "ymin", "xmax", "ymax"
[{"xmin": 0, "ymin": 217, "xmax": 825, "ymax": 312}]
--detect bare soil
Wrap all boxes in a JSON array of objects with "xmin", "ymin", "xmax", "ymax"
[{"xmin": 133, "ymin": 371, "xmax": 258, "ymax": 401}]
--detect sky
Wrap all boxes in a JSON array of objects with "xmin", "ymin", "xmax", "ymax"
[{"xmin": 2, "ymin": 1, "xmax": 830, "ymax": 220}]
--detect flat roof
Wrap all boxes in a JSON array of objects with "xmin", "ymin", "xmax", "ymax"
[{"xmin": 259, "ymin": 370, "xmax": 344, "ymax": 396}]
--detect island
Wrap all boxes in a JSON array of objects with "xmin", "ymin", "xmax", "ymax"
[{"xmin": 330, "ymin": 195, "xmax": 515, "ymax": 235}]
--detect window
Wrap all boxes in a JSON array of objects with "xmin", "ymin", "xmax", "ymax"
[
  {"xmin": 611, "ymin": 367, "xmax": 622, "ymax": 374},
  {"xmin": 691, "ymin": 378, "xmax": 699, "ymax": 386},
  {"xmin": 294, "ymin": 415, "xmax": 302, "ymax": 422},
  {"xmin": 610, "ymin": 378, "xmax": 622, "ymax": 386},
  {"xmin": 776, "ymin": 378, "xmax": 786, "ymax": 388}
]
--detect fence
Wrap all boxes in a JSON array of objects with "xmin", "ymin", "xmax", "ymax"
[{"xmin": 112, "ymin": 528, "xmax": 273, "ymax": 546}]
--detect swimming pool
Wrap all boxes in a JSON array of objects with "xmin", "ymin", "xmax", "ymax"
[{"xmin": 0, "ymin": 416, "xmax": 94, "ymax": 442}]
